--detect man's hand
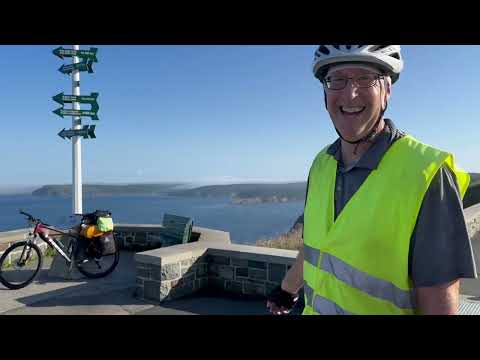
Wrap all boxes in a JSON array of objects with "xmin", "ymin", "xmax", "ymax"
[
  {"xmin": 266, "ymin": 285, "xmax": 298, "ymax": 315},
  {"xmin": 267, "ymin": 247, "xmax": 304, "ymax": 315},
  {"xmin": 267, "ymin": 300, "xmax": 292, "ymax": 315},
  {"xmin": 416, "ymin": 279, "xmax": 460, "ymax": 315}
]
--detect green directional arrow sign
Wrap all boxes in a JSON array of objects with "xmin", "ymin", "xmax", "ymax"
[
  {"xmin": 52, "ymin": 92, "xmax": 99, "ymax": 112},
  {"xmin": 53, "ymin": 47, "xmax": 98, "ymax": 62},
  {"xmin": 58, "ymin": 125, "xmax": 96, "ymax": 140},
  {"xmin": 59, "ymin": 59, "xmax": 94, "ymax": 75},
  {"xmin": 53, "ymin": 107, "xmax": 99, "ymax": 121}
]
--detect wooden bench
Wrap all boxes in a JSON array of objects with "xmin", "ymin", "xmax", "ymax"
[{"xmin": 158, "ymin": 213, "xmax": 193, "ymax": 247}]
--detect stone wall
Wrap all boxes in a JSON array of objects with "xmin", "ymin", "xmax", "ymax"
[
  {"xmin": 136, "ymin": 250, "xmax": 209, "ymax": 302},
  {"xmin": 0, "ymin": 228, "xmax": 29, "ymax": 253},
  {"xmin": 206, "ymin": 250, "xmax": 293, "ymax": 298},
  {"xmin": 0, "ymin": 228, "xmax": 50, "ymax": 265},
  {"xmin": 135, "ymin": 242, "xmax": 297, "ymax": 304},
  {"xmin": 465, "ymin": 203, "xmax": 480, "ymax": 240},
  {"xmin": 114, "ymin": 224, "xmax": 200, "ymax": 250},
  {"xmin": 0, "ymin": 240, "xmax": 49, "ymax": 266}
]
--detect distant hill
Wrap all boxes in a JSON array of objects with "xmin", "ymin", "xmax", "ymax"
[
  {"xmin": 169, "ymin": 183, "xmax": 307, "ymax": 204},
  {"xmin": 31, "ymin": 182, "xmax": 307, "ymax": 204},
  {"xmin": 32, "ymin": 183, "xmax": 182, "ymax": 197},
  {"xmin": 0, "ymin": 185, "xmax": 38, "ymax": 195},
  {"xmin": 173, "ymin": 173, "xmax": 480, "ymax": 208},
  {"xmin": 30, "ymin": 173, "xmax": 480, "ymax": 208}
]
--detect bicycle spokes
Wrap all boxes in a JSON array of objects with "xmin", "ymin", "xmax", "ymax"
[
  {"xmin": 18, "ymin": 246, "xmax": 33, "ymax": 267},
  {"xmin": 78, "ymin": 257, "xmax": 102, "ymax": 268},
  {"xmin": 0, "ymin": 242, "xmax": 43, "ymax": 289}
]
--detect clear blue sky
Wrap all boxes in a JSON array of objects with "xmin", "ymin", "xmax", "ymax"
[{"xmin": 1, "ymin": 45, "xmax": 479, "ymax": 188}]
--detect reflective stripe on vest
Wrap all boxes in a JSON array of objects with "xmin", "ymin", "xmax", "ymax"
[
  {"xmin": 304, "ymin": 282, "xmax": 353, "ymax": 315},
  {"xmin": 304, "ymin": 282, "xmax": 314, "ymax": 307},
  {"xmin": 304, "ymin": 245, "xmax": 415, "ymax": 310}
]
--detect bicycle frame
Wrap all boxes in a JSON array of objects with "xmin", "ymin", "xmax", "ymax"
[{"xmin": 33, "ymin": 222, "xmax": 78, "ymax": 264}]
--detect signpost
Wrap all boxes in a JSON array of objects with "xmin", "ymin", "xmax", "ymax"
[
  {"xmin": 52, "ymin": 92, "xmax": 99, "ymax": 112},
  {"xmin": 58, "ymin": 59, "xmax": 94, "ymax": 75},
  {"xmin": 53, "ymin": 47, "xmax": 98, "ymax": 62},
  {"xmin": 58, "ymin": 125, "xmax": 96, "ymax": 140},
  {"xmin": 53, "ymin": 107, "xmax": 99, "ymax": 120},
  {"xmin": 53, "ymin": 92, "xmax": 99, "ymax": 106},
  {"xmin": 52, "ymin": 45, "xmax": 100, "ymax": 215}
]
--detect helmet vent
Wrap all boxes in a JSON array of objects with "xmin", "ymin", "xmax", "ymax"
[
  {"xmin": 390, "ymin": 52, "xmax": 401, "ymax": 60},
  {"xmin": 346, "ymin": 45, "xmax": 351, "ymax": 50},
  {"xmin": 370, "ymin": 45, "xmax": 389, "ymax": 52},
  {"xmin": 317, "ymin": 45, "xmax": 330, "ymax": 55},
  {"xmin": 332, "ymin": 45, "xmax": 340, "ymax": 50}
]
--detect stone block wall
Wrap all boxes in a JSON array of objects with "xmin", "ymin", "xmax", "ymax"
[
  {"xmin": 0, "ymin": 229, "xmax": 49, "ymax": 265},
  {"xmin": 135, "ymin": 244, "xmax": 297, "ymax": 304},
  {"xmin": 0, "ymin": 241, "xmax": 49, "ymax": 266},
  {"xmin": 466, "ymin": 203, "xmax": 480, "ymax": 240},
  {"xmin": 206, "ymin": 254, "xmax": 292, "ymax": 298},
  {"xmin": 114, "ymin": 225, "xmax": 200, "ymax": 251},
  {"xmin": 0, "ymin": 229, "xmax": 29, "ymax": 254},
  {"xmin": 136, "ymin": 253, "xmax": 209, "ymax": 302}
]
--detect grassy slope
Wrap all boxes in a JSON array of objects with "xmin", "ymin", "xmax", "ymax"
[{"xmin": 464, "ymin": 173, "xmax": 480, "ymax": 208}]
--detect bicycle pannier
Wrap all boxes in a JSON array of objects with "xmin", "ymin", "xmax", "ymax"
[{"xmin": 96, "ymin": 232, "xmax": 116, "ymax": 256}]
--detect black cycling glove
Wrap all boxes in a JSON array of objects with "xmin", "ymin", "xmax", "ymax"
[{"xmin": 267, "ymin": 285, "xmax": 298, "ymax": 309}]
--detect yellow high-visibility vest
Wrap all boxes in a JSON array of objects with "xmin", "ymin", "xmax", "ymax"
[{"xmin": 303, "ymin": 135, "xmax": 470, "ymax": 315}]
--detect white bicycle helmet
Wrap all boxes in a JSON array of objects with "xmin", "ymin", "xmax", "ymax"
[{"xmin": 312, "ymin": 45, "xmax": 404, "ymax": 83}]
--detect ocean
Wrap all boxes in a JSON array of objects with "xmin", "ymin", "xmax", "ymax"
[{"xmin": 0, "ymin": 194, "xmax": 304, "ymax": 245}]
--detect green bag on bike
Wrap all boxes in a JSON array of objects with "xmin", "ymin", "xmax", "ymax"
[{"xmin": 97, "ymin": 216, "xmax": 114, "ymax": 232}]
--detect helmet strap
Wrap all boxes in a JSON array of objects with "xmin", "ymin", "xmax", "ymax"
[{"xmin": 334, "ymin": 105, "xmax": 386, "ymax": 146}]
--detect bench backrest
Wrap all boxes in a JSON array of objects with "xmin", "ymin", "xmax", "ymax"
[{"xmin": 161, "ymin": 213, "xmax": 193, "ymax": 244}]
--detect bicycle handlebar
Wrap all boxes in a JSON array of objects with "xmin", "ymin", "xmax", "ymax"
[
  {"xmin": 18, "ymin": 209, "xmax": 45, "ymax": 225},
  {"xmin": 19, "ymin": 210, "xmax": 35, "ymax": 220},
  {"xmin": 19, "ymin": 209, "xmax": 103, "ymax": 228}
]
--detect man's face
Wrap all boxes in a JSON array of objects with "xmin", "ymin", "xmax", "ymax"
[{"xmin": 324, "ymin": 65, "xmax": 391, "ymax": 142}]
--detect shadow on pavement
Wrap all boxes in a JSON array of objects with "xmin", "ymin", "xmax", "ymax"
[
  {"xmin": 138, "ymin": 294, "xmax": 271, "ymax": 315},
  {"xmin": 6, "ymin": 283, "xmax": 274, "ymax": 315},
  {"xmin": 15, "ymin": 285, "xmax": 145, "ymax": 308}
]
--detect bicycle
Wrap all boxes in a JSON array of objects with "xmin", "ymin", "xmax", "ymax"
[{"xmin": 0, "ymin": 210, "xmax": 120, "ymax": 290}]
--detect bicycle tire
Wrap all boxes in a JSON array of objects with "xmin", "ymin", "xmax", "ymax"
[
  {"xmin": 75, "ymin": 238, "xmax": 120, "ymax": 279},
  {"xmin": 0, "ymin": 241, "xmax": 43, "ymax": 290}
]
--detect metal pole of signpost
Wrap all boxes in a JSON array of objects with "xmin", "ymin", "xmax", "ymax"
[{"xmin": 72, "ymin": 45, "xmax": 82, "ymax": 215}]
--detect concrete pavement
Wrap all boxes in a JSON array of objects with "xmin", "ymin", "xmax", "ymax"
[
  {"xmin": 0, "ymin": 251, "xmax": 268, "ymax": 315},
  {"xmin": 2, "ymin": 288, "xmax": 269, "ymax": 315},
  {"xmin": 0, "ymin": 251, "xmax": 144, "ymax": 315},
  {"xmin": 2, "ymin": 249, "xmax": 480, "ymax": 315}
]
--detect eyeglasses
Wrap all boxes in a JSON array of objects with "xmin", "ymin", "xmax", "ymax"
[{"xmin": 323, "ymin": 73, "xmax": 385, "ymax": 91}]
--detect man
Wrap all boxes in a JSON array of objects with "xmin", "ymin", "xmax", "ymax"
[{"xmin": 267, "ymin": 45, "xmax": 477, "ymax": 315}]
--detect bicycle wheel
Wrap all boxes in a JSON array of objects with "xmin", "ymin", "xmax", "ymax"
[
  {"xmin": 75, "ymin": 238, "xmax": 120, "ymax": 279},
  {"xmin": 0, "ymin": 241, "xmax": 43, "ymax": 290}
]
